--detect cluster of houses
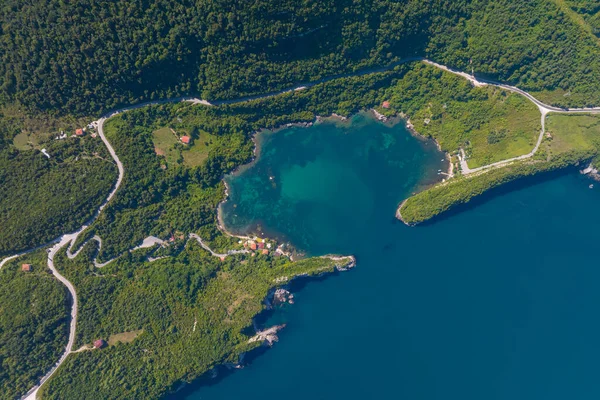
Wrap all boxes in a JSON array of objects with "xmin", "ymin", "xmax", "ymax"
[
  {"xmin": 54, "ymin": 125, "xmax": 97, "ymax": 141},
  {"xmin": 240, "ymin": 239, "xmax": 290, "ymax": 258},
  {"xmin": 242, "ymin": 239, "xmax": 273, "ymax": 256}
]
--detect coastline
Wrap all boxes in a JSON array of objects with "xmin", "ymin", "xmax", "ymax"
[{"xmin": 167, "ymin": 253, "xmax": 356, "ymax": 399}]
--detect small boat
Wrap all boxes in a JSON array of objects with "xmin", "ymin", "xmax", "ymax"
[{"xmin": 590, "ymin": 184, "xmax": 594, "ymax": 189}]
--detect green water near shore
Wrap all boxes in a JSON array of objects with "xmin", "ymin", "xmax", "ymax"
[
  {"xmin": 188, "ymin": 112, "xmax": 600, "ymax": 400},
  {"xmin": 220, "ymin": 112, "xmax": 446, "ymax": 252}
]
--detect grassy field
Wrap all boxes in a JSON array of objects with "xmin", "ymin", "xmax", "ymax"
[
  {"xmin": 12, "ymin": 130, "xmax": 52, "ymax": 150},
  {"xmin": 545, "ymin": 113, "xmax": 600, "ymax": 154},
  {"xmin": 152, "ymin": 126, "xmax": 213, "ymax": 167},
  {"xmin": 152, "ymin": 127, "xmax": 180, "ymax": 165},
  {"xmin": 107, "ymin": 329, "xmax": 143, "ymax": 346},
  {"xmin": 182, "ymin": 130, "xmax": 212, "ymax": 167},
  {"xmin": 384, "ymin": 64, "xmax": 541, "ymax": 169}
]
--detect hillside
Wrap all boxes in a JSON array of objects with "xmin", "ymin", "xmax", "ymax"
[{"xmin": 1, "ymin": 0, "xmax": 600, "ymax": 125}]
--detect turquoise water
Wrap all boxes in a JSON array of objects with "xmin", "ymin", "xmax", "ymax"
[{"xmin": 188, "ymin": 113, "xmax": 600, "ymax": 399}]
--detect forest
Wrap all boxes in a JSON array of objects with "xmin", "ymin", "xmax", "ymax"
[
  {"xmin": 1, "ymin": 0, "xmax": 600, "ymax": 128},
  {"xmin": 0, "ymin": 136, "xmax": 117, "ymax": 257},
  {"xmin": 0, "ymin": 251, "xmax": 70, "ymax": 400}
]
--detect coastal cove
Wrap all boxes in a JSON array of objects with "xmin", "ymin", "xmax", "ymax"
[
  {"xmin": 219, "ymin": 112, "xmax": 448, "ymax": 252},
  {"xmin": 191, "ymin": 115, "xmax": 600, "ymax": 400}
]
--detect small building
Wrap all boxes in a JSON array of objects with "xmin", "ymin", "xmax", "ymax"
[
  {"xmin": 180, "ymin": 136, "xmax": 191, "ymax": 144},
  {"xmin": 21, "ymin": 264, "xmax": 32, "ymax": 272},
  {"xmin": 93, "ymin": 339, "xmax": 107, "ymax": 349},
  {"xmin": 257, "ymin": 242, "xmax": 265, "ymax": 249},
  {"xmin": 249, "ymin": 242, "xmax": 257, "ymax": 250},
  {"xmin": 382, "ymin": 101, "xmax": 391, "ymax": 109},
  {"xmin": 75, "ymin": 128, "xmax": 84, "ymax": 136},
  {"xmin": 262, "ymin": 249, "xmax": 269, "ymax": 255}
]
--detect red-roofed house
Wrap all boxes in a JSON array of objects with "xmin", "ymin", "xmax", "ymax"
[
  {"xmin": 257, "ymin": 242, "xmax": 265, "ymax": 249},
  {"xmin": 94, "ymin": 339, "xmax": 107, "ymax": 349},
  {"xmin": 22, "ymin": 264, "xmax": 32, "ymax": 272},
  {"xmin": 75, "ymin": 128, "xmax": 84, "ymax": 136},
  {"xmin": 180, "ymin": 136, "xmax": 191, "ymax": 144},
  {"xmin": 262, "ymin": 249, "xmax": 269, "ymax": 255},
  {"xmin": 249, "ymin": 242, "xmax": 257, "ymax": 250},
  {"xmin": 382, "ymin": 101, "xmax": 391, "ymax": 109}
]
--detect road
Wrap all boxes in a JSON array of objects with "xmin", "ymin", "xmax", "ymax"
[
  {"xmin": 18, "ymin": 113, "xmax": 126, "ymax": 400},
  {"xmin": 189, "ymin": 233, "xmax": 249, "ymax": 258},
  {"xmin": 423, "ymin": 60, "xmax": 600, "ymax": 174},
  {"xmin": 3, "ymin": 56, "xmax": 600, "ymax": 399}
]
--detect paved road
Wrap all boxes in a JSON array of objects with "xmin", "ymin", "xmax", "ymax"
[{"xmin": 4, "ymin": 56, "xmax": 600, "ymax": 399}]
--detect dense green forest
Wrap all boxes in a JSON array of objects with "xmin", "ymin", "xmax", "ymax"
[
  {"xmin": 2, "ymin": 0, "xmax": 600, "ymax": 124},
  {"xmin": 0, "ymin": 251, "xmax": 70, "ymax": 400},
  {"xmin": 565, "ymin": 0, "xmax": 600, "ymax": 36},
  {"xmin": 0, "ymin": 136, "xmax": 117, "ymax": 257}
]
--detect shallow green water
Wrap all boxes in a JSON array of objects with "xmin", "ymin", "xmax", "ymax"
[
  {"xmin": 220, "ymin": 113, "xmax": 446, "ymax": 253},
  {"xmin": 187, "ymin": 113, "xmax": 600, "ymax": 400}
]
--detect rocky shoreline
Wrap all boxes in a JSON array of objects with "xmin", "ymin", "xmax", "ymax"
[{"xmin": 169, "ymin": 253, "xmax": 356, "ymax": 398}]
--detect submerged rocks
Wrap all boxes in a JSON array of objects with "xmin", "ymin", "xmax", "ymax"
[{"xmin": 273, "ymin": 288, "xmax": 295, "ymax": 305}]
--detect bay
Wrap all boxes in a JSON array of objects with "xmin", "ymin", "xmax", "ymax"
[{"xmin": 187, "ymin": 112, "xmax": 600, "ymax": 400}]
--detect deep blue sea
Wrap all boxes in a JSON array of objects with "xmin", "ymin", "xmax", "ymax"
[{"xmin": 187, "ymin": 113, "xmax": 600, "ymax": 400}]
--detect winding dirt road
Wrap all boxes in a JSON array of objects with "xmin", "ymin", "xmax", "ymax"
[{"xmin": 3, "ymin": 57, "xmax": 600, "ymax": 400}]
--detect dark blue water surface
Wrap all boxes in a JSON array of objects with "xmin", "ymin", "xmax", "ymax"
[{"xmin": 188, "ymin": 113, "xmax": 600, "ymax": 400}]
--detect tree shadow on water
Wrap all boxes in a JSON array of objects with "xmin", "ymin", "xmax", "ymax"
[{"xmin": 416, "ymin": 167, "xmax": 579, "ymax": 227}]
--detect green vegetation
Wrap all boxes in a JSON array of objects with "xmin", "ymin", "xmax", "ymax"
[
  {"xmin": 107, "ymin": 330, "xmax": 143, "ymax": 347},
  {"xmin": 73, "ymin": 62, "xmax": 541, "ymax": 261},
  {"xmin": 382, "ymin": 64, "xmax": 540, "ymax": 167},
  {"xmin": 563, "ymin": 0, "xmax": 600, "ymax": 37},
  {"xmin": 2, "ymin": 0, "xmax": 600, "ymax": 124},
  {"xmin": 0, "ymin": 2, "xmax": 598, "ymax": 398},
  {"xmin": 152, "ymin": 125, "xmax": 216, "ymax": 168},
  {"xmin": 40, "ymin": 233, "xmax": 348, "ymax": 399},
  {"xmin": 545, "ymin": 113, "xmax": 600, "ymax": 154},
  {"xmin": 400, "ymin": 113, "xmax": 600, "ymax": 225},
  {"xmin": 0, "ymin": 251, "xmax": 70, "ymax": 400},
  {"xmin": 0, "ymin": 136, "xmax": 118, "ymax": 257},
  {"xmin": 77, "ymin": 110, "xmax": 252, "ymax": 261}
]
